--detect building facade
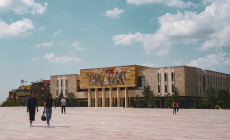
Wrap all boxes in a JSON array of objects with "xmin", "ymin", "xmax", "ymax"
[
  {"xmin": 16, "ymin": 85, "xmax": 32, "ymax": 105},
  {"xmin": 8, "ymin": 89, "xmax": 17, "ymax": 101},
  {"xmin": 31, "ymin": 80, "xmax": 50, "ymax": 99},
  {"xmin": 50, "ymin": 65, "xmax": 230, "ymax": 108}
]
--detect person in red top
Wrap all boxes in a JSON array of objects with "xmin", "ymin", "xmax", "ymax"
[{"xmin": 172, "ymin": 101, "xmax": 177, "ymax": 115}]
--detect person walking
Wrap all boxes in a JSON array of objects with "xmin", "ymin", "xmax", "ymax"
[
  {"xmin": 176, "ymin": 101, "xmax": 179, "ymax": 112},
  {"xmin": 27, "ymin": 92, "xmax": 38, "ymax": 127},
  {"xmin": 43, "ymin": 94, "xmax": 55, "ymax": 127},
  {"xmin": 61, "ymin": 97, "xmax": 66, "ymax": 114},
  {"xmin": 172, "ymin": 101, "xmax": 177, "ymax": 115}
]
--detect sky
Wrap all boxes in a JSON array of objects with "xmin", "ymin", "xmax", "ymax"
[{"xmin": 0, "ymin": 0, "xmax": 230, "ymax": 102}]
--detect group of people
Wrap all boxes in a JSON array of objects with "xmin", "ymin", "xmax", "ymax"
[
  {"xmin": 27, "ymin": 92, "xmax": 67, "ymax": 127},
  {"xmin": 172, "ymin": 101, "xmax": 179, "ymax": 115},
  {"xmin": 27, "ymin": 92, "xmax": 180, "ymax": 127}
]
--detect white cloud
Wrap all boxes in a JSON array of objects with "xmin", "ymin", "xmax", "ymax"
[
  {"xmin": 113, "ymin": 32, "xmax": 170, "ymax": 55},
  {"xmin": 82, "ymin": 25, "xmax": 95, "ymax": 32},
  {"xmin": 113, "ymin": 0, "xmax": 230, "ymax": 55},
  {"xmin": 127, "ymin": 0, "xmax": 193, "ymax": 8},
  {"xmin": 72, "ymin": 41, "xmax": 85, "ymax": 51},
  {"xmin": 51, "ymin": 29, "xmax": 61, "ymax": 38},
  {"xmin": 38, "ymin": 25, "xmax": 46, "ymax": 31},
  {"xmin": 142, "ymin": 62, "xmax": 155, "ymax": 67},
  {"xmin": 0, "ymin": 0, "xmax": 48, "ymax": 15},
  {"xmin": 187, "ymin": 52, "xmax": 230, "ymax": 70},
  {"xmin": 106, "ymin": 8, "xmax": 124, "ymax": 18},
  {"xmin": 0, "ymin": 18, "xmax": 34, "ymax": 38},
  {"xmin": 32, "ymin": 57, "xmax": 40, "ymax": 62},
  {"xmin": 43, "ymin": 53, "xmax": 81, "ymax": 64},
  {"xmin": 36, "ymin": 41, "xmax": 54, "ymax": 48}
]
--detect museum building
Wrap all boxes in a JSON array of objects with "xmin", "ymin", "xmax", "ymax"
[{"xmin": 50, "ymin": 65, "xmax": 230, "ymax": 108}]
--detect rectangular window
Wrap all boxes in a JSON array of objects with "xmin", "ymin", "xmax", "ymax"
[
  {"xmin": 56, "ymin": 80, "xmax": 59, "ymax": 87},
  {"xmin": 61, "ymin": 80, "xmax": 63, "ymax": 87},
  {"xmin": 77, "ymin": 80, "xmax": 80, "ymax": 90},
  {"xmin": 158, "ymin": 85, "xmax": 160, "ymax": 93},
  {"xmin": 56, "ymin": 89, "xmax": 58, "ymax": 96},
  {"xmin": 138, "ymin": 76, "xmax": 145, "ymax": 89},
  {"xmin": 200, "ymin": 74, "xmax": 202, "ymax": 83},
  {"xmin": 165, "ymin": 85, "xmax": 167, "ymax": 93},
  {"xmin": 171, "ymin": 72, "xmax": 174, "ymax": 81},
  {"xmin": 172, "ymin": 85, "xmax": 175, "ymax": 93},
  {"xmin": 164, "ymin": 73, "xmax": 167, "ymax": 81},
  {"xmin": 65, "ymin": 89, "xmax": 68, "ymax": 95},
  {"xmin": 66, "ymin": 79, "xmax": 68, "ymax": 87},
  {"xmin": 157, "ymin": 73, "xmax": 161, "ymax": 82}
]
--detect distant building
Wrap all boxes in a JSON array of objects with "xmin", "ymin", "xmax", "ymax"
[
  {"xmin": 8, "ymin": 89, "xmax": 17, "ymax": 101},
  {"xmin": 50, "ymin": 65, "xmax": 230, "ymax": 108},
  {"xmin": 16, "ymin": 85, "xmax": 32, "ymax": 105},
  {"xmin": 31, "ymin": 80, "xmax": 50, "ymax": 99}
]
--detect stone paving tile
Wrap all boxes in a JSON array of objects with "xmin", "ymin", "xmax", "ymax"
[{"xmin": 0, "ymin": 107, "xmax": 230, "ymax": 140}]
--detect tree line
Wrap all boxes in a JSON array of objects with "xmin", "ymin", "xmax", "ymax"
[
  {"xmin": 134, "ymin": 85, "xmax": 230, "ymax": 109},
  {"xmin": 198, "ymin": 84, "xmax": 230, "ymax": 109},
  {"xmin": 0, "ymin": 92, "xmax": 76, "ymax": 107}
]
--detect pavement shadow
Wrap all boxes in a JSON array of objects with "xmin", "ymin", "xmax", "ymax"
[{"xmin": 33, "ymin": 125, "xmax": 70, "ymax": 128}]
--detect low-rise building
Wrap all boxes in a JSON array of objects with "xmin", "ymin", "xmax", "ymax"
[
  {"xmin": 16, "ymin": 85, "xmax": 32, "ymax": 105},
  {"xmin": 50, "ymin": 65, "xmax": 230, "ymax": 108}
]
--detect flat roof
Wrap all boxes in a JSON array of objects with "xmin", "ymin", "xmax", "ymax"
[
  {"xmin": 80, "ymin": 65, "xmax": 150, "ymax": 70},
  {"xmin": 50, "ymin": 65, "xmax": 229, "ymax": 76},
  {"xmin": 50, "ymin": 74, "xmax": 79, "ymax": 77}
]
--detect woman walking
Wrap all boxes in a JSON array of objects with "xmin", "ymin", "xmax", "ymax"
[{"xmin": 43, "ymin": 94, "xmax": 55, "ymax": 127}]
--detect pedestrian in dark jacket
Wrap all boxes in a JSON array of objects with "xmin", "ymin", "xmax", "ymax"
[{"xmin": 27, "ymin": 92, "xmax": 38, "ymax": 127}]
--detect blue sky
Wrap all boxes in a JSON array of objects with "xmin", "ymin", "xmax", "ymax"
[{"xmin": 0, "ymin": 0, "xmax": 230, "ymax": 102}]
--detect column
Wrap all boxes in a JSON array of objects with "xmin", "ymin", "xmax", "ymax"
[
  {"xmin": 117, "ymin": 87, "xmax": 120, "ymax": 107},
  {"xmin": 63, "ymin": 77, "xmax": 66, "ymax": 97},
  {"xmin": 125, "ymin": 87, "xmax": 128, "ymax": 108},
  {"xmin": 58, "ymin": 78, "xmax": 61, "ymax": 95},
  {"xmin": 95, "ymin": 88, "xmax": 98, "ymax": 107},
  {"xmin": 102, "ymin": 88, "xmax": 105, "ymax": 107},
  {"xmin": 88, "ymin": 88, "xmax": 91, "ymax": 107},
  {"xmin": 109, "ymin": 88, "xmax": 113, "ymax": 107}
]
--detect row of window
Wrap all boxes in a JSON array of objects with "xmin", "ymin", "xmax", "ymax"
[
  {"xmin": 157, "ymin": 72, "xmax": 175, "ymax": 82},
  {"xmin": 56, "ymin": 79, "xmax": 68, "ymax": 87},
  {"xmin": 56, "ymin": 89, "xmax": 68, "ymax": 96},
  {"xmin": 158, "ymin": 85, "xmax": 175, "ymax": 94},
  {"xmin": 56, "ymin": 79, "xmax": 68, "ymax": 96}
]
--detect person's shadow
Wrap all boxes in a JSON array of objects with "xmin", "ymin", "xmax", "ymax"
[{"xmin": 33, "ymin": 125, "xmax": 70, "ymax": 128}]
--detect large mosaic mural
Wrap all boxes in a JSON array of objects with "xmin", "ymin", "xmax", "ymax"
[{"xmin": 80, "ymin": 66, "xmax": 137, "ymax": 89}]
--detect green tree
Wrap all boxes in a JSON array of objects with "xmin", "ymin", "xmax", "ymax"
[
  {"xmin": 134, "ymin": 94, "xmax": 141, "ymax": 107},
  {"xmin": 172, "ymin": 86, "xmax": 179, "ymax": 102},
  {"xmin": 217, "ymin": 89, "xmax": 229, "ymax": 109},
  {"xmin": 203, "ymin": 84, "xmax": 216, "ymax": 109},
  {"xmin": 57, "ymin": 93, "xmax": 64, "ymax": 107},
  {"xmin": 197, "ymin": 98, "xmax": 204, "ymax": 109},
  {"xmin": 67, "ymin": 92, "xmax": 76, "ymax": 107},
  {"xmin": 165, "ymin": 93, "xmax": 172, "ymax": 108},
  {"xmin": 142, "ymin": 86, "xmax": 155, "ymax": 108}
]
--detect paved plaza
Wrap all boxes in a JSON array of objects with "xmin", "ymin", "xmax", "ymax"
[{"xmin": 0, "ymin": 107, "xmax": 230, "ymax": 140}]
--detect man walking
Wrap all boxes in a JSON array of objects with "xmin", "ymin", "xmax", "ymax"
[
  {"xmin": 27, "ymin": 92, "xmax": 38, "ymax": 127},
  {"xmin": 61, "ymin": 97, "xmax": 67, "ymax": 114}
]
